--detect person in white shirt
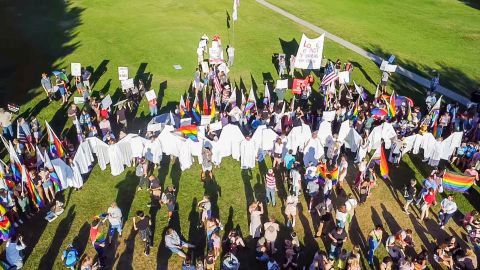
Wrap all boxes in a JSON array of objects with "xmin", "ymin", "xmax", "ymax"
[
  {"xmin": 425, "ymin": 92, "xmax": 437, "ymax": 110},
  {"xmin": 107, "ymin": 202, "xmax": 123, "ymax": 240},
  {"xmin": 438, "ymin": 195, "xmax": 457, "ymax": 229},
  {"xmin": 227, "ymin": 45, "xmax": 235, "ymax": 67},
  {"xmin": 338, "ymin": 155, "xmax": 348, "ymax": 186}
]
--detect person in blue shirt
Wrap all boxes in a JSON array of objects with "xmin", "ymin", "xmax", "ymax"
[
  {"xmin": 61, "ymin": 244, "xmax": 79, "ymax": 270},
  {"xmin": 6, "ymin": 234, "xmax": 26, "ymax": 269},
  {"xmin": 283, "ymin": 149, "xmax": 296, "ymax": 181},
  {"xmin": 415, "ymin": 175, "xmax": 438, "ymax": 205}
]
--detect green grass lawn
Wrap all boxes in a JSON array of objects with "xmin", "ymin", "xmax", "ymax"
[
  {"xmin": 268, "ymin": 0, "xmax": 480, "ymax": 96},
  {"xmin": 0, "ymin": 0, "xmax": 478, "ymax": 269}
]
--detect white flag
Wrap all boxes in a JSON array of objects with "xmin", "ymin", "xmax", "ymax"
[
  {"xmin": 232, "ymin": 0, "xmax": 238, "ymax": 21},
  {"xmin": 264, "ymin": 83, "xmax": 271, "ymax": 104}
]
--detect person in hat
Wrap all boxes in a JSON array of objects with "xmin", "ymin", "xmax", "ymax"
[{"xmin": 265, "ymin": 169, "xmax": 277, "ymax": 207}]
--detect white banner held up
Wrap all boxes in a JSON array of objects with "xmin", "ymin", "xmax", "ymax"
[
  {"xmin": 338, "ymin": 71, "xmax": 350, "ymax": 84},
  {"xmin": 71, "ymin": 63, "xmax": 81, "ymax": 76},
  {"xmin": 294, "ymin": 33, "xmax": 325, "ymax": 70},
  {"xmin": 322, "ymin": 110, "xmax": 336, "ymax": 122},
  {"xmin": 145, "ymin": 90, "xmax": 157, "ymax": 101},
  {"xmin": 276, "ymin": 79, "xmax": 288, "ymax": 89},
  {"xmin": 121, "ymin": 78, "xmax": 134, "ymax": 90},
  {"xmin": 118, "ymin": 67, "xmax": 128, "ymax": 81}
]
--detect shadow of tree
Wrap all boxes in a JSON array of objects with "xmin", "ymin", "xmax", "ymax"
[{"xmin": 0, "ymin": 1, "xmax": 84, "ymax": 106}]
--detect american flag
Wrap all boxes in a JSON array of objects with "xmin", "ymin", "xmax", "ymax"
[
  {"xmin": 321, "ymin": 63, "xmax": 338, "ymax": 86},
  {"xmin": 17, "ymin": 124, "xmax": 27, "ymax": 143},
  {"xmin": 213, "ymin": 75, "xmax": 222, "ymax": 93}
]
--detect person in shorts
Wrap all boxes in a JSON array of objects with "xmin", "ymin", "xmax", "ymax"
[
  {"xmin": 133, "ymin": 210, "xmax": 152, "ymax": 256},
  {"xmin": 201, "ymin": 147, "xmax": 213, "ymax": 180},
  {"xmin": 147, "ymin": 175, "xmax": 161, "ymax": 208},
  {"xmin": 165, "ymin": 228, "xmax": 195, "ymax": 258},
  {"xmin": 107, "ymin": 202, "xmax": 123, "ymax": 241}
]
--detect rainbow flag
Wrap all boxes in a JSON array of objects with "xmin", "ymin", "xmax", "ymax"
[
  {"xmin": 175, "ymin": 125, "xmax": 199, "ymax": 142},
  {"xmin": 179, "ymin": 95, "xmax": 186, "ymax": 118},
  {"xmin": 96, "ymin": 232, "xmax": 107, "ymax": 244},
  {"xmin": 0, "ymin": 206, "xmax": 14, "ymax": 241},
  {"xmin": 330, "ymin": 167, "xmax": 339, "ymax": 181},
  {"xmin": 185, "ymin": 95, "xmax": 191, "ymax": 112},
  {"xmin": 432, "ymin": 119, "xmax": 439, "ymax": 138},
  {"xmin": 210, "ymin": 94, "xmax": 216, "ymax": 120},
  {"xmin": 317, "ymin": 165, "xmax": 338, "ymax": 185},
  {"xmin": 49, "ymin": 171, "xmax": 62, "ymax": 193},
  {"xmin": 443, "ymin": 171, "xmax": 475, "ymax": 193},
  {"xmin": 22, "ymin": 166, "xmax": 44, "ymax": 208},
  {"xmin": 379, "ymin": 146, "xmax": 389, "ymax": 179},
  {"xmin": 10, "ymin": 163, "xmax": 21, "ymax": 183},
  {"xmin": 46, "ymin": 121, "xmax": 65, "ymax": 158},
  {"xmin": 350, "ymin": 98, "xmax": 359, "ymax": 120},
  {"xmin": 191, "ymin": 96, "xmax": 201, "ymax": 124},
  {"xmin": 388, "ymin": 91, "xmax": 396, "ymax": 118},
  {"xmin": 203, "ymin": 94, "xmax": 209, "ymax": 115}
]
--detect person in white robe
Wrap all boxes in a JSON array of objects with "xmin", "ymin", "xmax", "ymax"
[
  {"xmin": 428, "ymin": 138, "xmax": 444, "ymax": 167},
  {"xmin": 240, "ymin": 137, "xmax": 256, "ymax": 169},
  {"xmin": 302, "ymin": 132, "xmax": 324, "ymax": 166},
  {"xmin": 388, "ymin": 137, "xmax": 404, "ymax": 165},
  {"xmin": 179, "ymin": 139, "xmax": 193, "ymax": 171},
  {"xmin": 67, "ymin": 158, "xmax": 83, "ymax": 189},
  {"xmin": 355, "ymin": 135, "xmax": 369, "ymax": 163}
]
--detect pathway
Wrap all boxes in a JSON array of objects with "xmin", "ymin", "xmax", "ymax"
[{"xmin": 256, "ymin": 0, "xmax": 471, "ymax": 106}]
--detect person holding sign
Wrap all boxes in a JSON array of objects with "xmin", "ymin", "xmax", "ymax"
[
  {"xmin": 148, "ymin": 96, "xmax": 157, "ymax": 117},
  {"xmin": 81, "ymin": 68, "xmax": 92, "ymax": 92}
]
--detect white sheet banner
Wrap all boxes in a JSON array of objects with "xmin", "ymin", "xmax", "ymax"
[{"xmin": 294, "ymin": 33, "xmax": 325, "ymax": 69}]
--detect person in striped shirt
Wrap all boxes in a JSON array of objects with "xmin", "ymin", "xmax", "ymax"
[{"xmin": 265, "ymin": 169, "xmax": 277, "ymax": 207}]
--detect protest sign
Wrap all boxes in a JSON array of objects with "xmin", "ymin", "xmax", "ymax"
[
  {"xmin": 294, "ymin": 33, "xmax": 325, "ymax": 69},
  {"xmin": 180, "ymin": 118, "xmax": 191, "ymax": 127},
  {"xmin": 71, "ymin": 63, "xmax": 81, "ymax": 76},
  {"xmin": 201, "ymin": 61, "xmax": 209, "ymax": 73},
  {"xmin": 201, "ymin": 115, "xmax": 212, "ymax": 126},
  {"xmin": 121, "ymin": 78, "xmax": 134, "ymax": 90},
  {"xmin": 292, "ymin": 79, "xmax": 305, "ymax": 94},
  {"xmin": 322, "ymin": 110, "xmax": 336, "ymax": 122},
  {"xmin": 380, "ymin": 60, "xmax": 388, "ymax": 71},
  {"xmin": 101, "ymin": 95, "xmax": 112, "ymax": 108},
  {"xmin": 276, "ymin": 79, "xmax": 288, "ymax": 89},
  {"xmin": 199, "ymin": 39, "xmax": 207, "ymax": 48},
  {"xmin": 73, "ymin": 97, "xmax": 84, "ymax": 105},
  {"xmin": 338, "ymin": 71, "xmax": 350, "ymax": 84},
  {"xmin": 118, "ymin": 67, "xmax": 128, "ymax": 81},
  {"xmin": 209, "ymin": 121, "xmax": 223, "ymax": 131},
  {"xmin": 386, "ymin": 64, "xmax": 397, "ymax": 73},
  {"xmin": 218, "ymin": 63, "xmax": 230, "ymax": 74},
  {"xmin": 145, "ymin": 90, "xmax": 157, "ymax": 101}
]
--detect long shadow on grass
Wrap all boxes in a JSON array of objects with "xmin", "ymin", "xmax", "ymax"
[
  {"xmin": 0, "ymin": 1, "xmax": 83, "ymax": 106},
  {"xmin": 117, "ymin": 226, "xmax": 136, "ymax": 270},
  {"xmin": 115, "ymin": 171, "xmax": 138, "ymax": 221},
  {"xmin": 91, "ymin": 60, "xmax": 110, "ymax": 89},
  {"xmin": 38, "ymin": 206, "xmax": 76, "ymax": 270},
  {"xmin": 72, "ymin": 222, "xmax": 90, "ymax": 255}
]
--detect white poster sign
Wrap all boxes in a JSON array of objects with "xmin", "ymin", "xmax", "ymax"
[
  {"xmin": 118, "ymin": 67, "xmax": 128, "ymax": 81},
  {"xmin": 209, "ymin": 121, "xmax": 223, "ymax": 131},
  {"xmin": 200, "ymin": 115, "xmax": 212, "ymax": 126},
  {"xmin": 201, "ymin": 61, "xmax": 209, "ymax": 73},
  {"xmin": 145, "ymin": 90, "xmax": 157, "ymax": 101},
  {"xmin": 380, "ymin": 60, "xmax": 388, "ymax": 71},
  {"xmin": 322, "ymin": 110, "xmax": 336, "ymax": 122},
  {"xmin": 338, "ymin": 71, "xmax": 350, "ymax": 84},
  {"xmin": 218, "ymin": 63, "xmax": 230, "ymax": 74},
  {"xmin": 276, "ymin": 79, "xmax": 288, "ymax": 89},
  {"xmin": 121, "ymin": 78, "xmax": 134, "ymax": 90},
  {"xmin": 73, "ymin": 97, "xmax": 84, "ymax": 104},
  {"xmin": 101, "ymin": 95, "xmax": 112, "ymax": 108},
  {"xmin": 199, "ymin": 39, "xmax": 207, "ymax": 48},
  {"xmin": 294, "ymin": 33, "xmax": 325, "ymax": 69},
  {"xmin": 71, "ymin": 63, "xmax": 81, "ymax": 76},
  {"xmin": 386, "ymin": 64, "xmax": 397, "ymax": 73}
]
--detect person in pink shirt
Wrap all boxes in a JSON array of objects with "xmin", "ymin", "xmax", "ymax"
[{"xmin": 464, "ymin": 165, "xmax": 479, "ymax": 184}]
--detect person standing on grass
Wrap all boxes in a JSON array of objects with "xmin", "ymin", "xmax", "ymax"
[
  {"xmin": 265, "ymin": 169, "xmax": 277, "ymax": 207},
  {"xmin": 227, "ymin": 45, "xmax": 235, "ymax": 67},
  {"xmin": 107, "ymin": 202, "xmax": 123, "ymax": 242},
  {"xmin": 419, "ymin": 188, "xmax": 436, "ymax": 222},
  {"xmin": 314, "ymin": 198, "xmax": 332, "ymax": 238},
  {"xmin": 148, "ymin": 96, "xmax": 158, "ymax": 117},
  {"xmin": 197, "ymin": 195, "xmax": 212, "ymax": 227},
  {"xmin": 438, "ymin": 195, "xmax": 457, "ymax": 229},
  {"xmin": 164, "ymin": 228, "xmax": 195, "ymax": 258},
  {"xmin": 249, "ymin": 201, "xmax": 264, "ymax": 238},
  {"xmin": 328, "ymin": 226, "xmax": 348, "ymax": 261},
  {"xmin": 116, "ymin": 104, "xmax": 127, "ymax": 129},
  {"xmin": 430, "ymin": 71, "xmax": 440, "ymax": 92},
  {"xmin": 81, "ymin": 67, "xmax": 92, "ymax": 92},
  {"xmin": 367, "ymin": 225, "xmax": 383, "ymax": 266},
  {"xmin": 380, "ymin": 70, "xmax": 390, "ymax": 92},
  {"xmin": 89, "ymin": 219, "xmax": 106, "ymax": 268},
  {"xmin": 136, "ymin": 158, "xmax": 148, "ymax": 191},
  {"xmin": 0, "ymin": 108, "xmax": 14, "ymax": 140},
  {"xmin": 147, "ymin": 175, "xmax": 161, "ymax": 208},
  {"xmin": 41, "ymin": 73, "xmax": 54, "ymax": 101},
  {"xmin": 133, "ymin": 210, "xmax": 152, "ymax": 256},
  {"xmin": 403, "ymin": 179, "xmax": 417, "ymax": 214},
  {"xmin": 264, "ymin": 217, "xmax": 280, "ymax": 253},
  {"xmin": 6, "ymin": 235, "xmax": 26, "ymax": 269}
]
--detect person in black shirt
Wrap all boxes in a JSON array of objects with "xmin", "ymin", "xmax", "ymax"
[
  {"xmin": 403, "ymin": 179, "xmax": 417, "ymax": 214},
  {"xmin": 133, "ymin": 211, "xmax": 152, "ymax": 256},
  {"xmin": 328, "ymin": 226, "xmax": 347, "ymax": 260}
]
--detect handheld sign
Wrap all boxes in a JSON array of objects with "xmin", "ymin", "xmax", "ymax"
[
  {"xmin": 71, "ymin": 63, "xmax": 81, "ymax": 76},
  {"xmin": 276, "ymin": 79, "xmax": 288, "ymax": 89},
  {"xmin": 118, "ymin": 67, "xmax": 128, "ymax": 81},
  {"xmin": 145, "ymin": 90, "xmax": 157, "ymax": 101},
  {"xmin": 120, "ymin": 78, "xmax": 134, "ymax": 90},
  {"xmin": 338, "ymin": 71, "xmax": 350, "ymax": 84},
  {"xmin": 200, "ymin": 115, "xmax": 212, "ymax": 126},
  {"xmin": 73, "ymin": 97, "xmax": 84, "ymax": 105},
  {"xmin": 292, "ymin": 79, "xmax": 305, "ymax": 94},
  {"xmin": 101, "ymin": 94, "xmax": 113, "ymax": 108}
]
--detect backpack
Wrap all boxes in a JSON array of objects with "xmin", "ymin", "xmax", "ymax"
[{"xmin": 64, "ymin": 248, "xmax": 78, "ymax": 267}]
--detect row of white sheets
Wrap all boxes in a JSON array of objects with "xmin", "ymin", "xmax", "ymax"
[{"xmin": 79, "ymin": 122, "xmax": 463, "ymax": 175}]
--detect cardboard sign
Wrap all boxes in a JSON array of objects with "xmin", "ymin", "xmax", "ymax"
[
  {"xmin": 118, "ymin": 67, "xmax": 128, "ymax": 81},
  {"xmin": 291, "ymin": 79, "xmax": 305, "ymax": 94},
  {"xmin": 209, "ymin": 121, "xmax": 223, "ymax": 131},
  {"xmin": 200, "ymin": 115, "xmax": 212, "ymax": 126},
  {"xmin": 101, "ymin": 94, "xmax": 112, "ymax": 108},
  {"xmin": 338, "ymin": 71, "xmax": 350, "ymax": 84},
  {"xmin": 201, "ymin": 61, "xmax": 209, "ymax": 73},
  {"xmin": 322, "ymin": 110, "xmax": 336, "ymax": 122},
  {"xmin": 276, "ymin": 79, "xmax": 288, "ymax": 89},
  {"xmin": 120, "ymin": 78, "xmax": 134, "ymax": 90},
  {"xmin": 180, "ymin": 118, "xmax": 191, "ymax": 127},
  {"xmin": 145, "ymin": 90, "xmax": 157, "ymax": 101},
  {"xmin": 199, "ymin": 39, "xmax": 207, "ymax": 48},
  {"xmin": 71, "ymin": 63, "xmax": 81, "ymax": 76},
  {"xmin": 73, "ymin": 97, "xmax": 84, "ymax": 104}
]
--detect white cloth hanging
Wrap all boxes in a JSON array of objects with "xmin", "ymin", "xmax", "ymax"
[
  {"xmin": 144, "ymin": 138, "xmax": 163, "ymax": 165},
  {"xmin": 68, "ymin": 161, "xmax": 84, "ymax": 189},
  {"xmin": 344, "ymin": 128, "xmax": 362, "ymax": 152},
  {"xmin": 179, "ymin": 139, "xmax": 193, "ymax": 171},
  {"xmin": 303, "ymin": 136, "xmax": 324, "ymax": 166},
  {"xmin": 240, "ymin": 139, "xmax": 256, "ymax": 169},
  {"xmin": 51, "ymin": 158, "xmax": 73, "ymax": 188}
]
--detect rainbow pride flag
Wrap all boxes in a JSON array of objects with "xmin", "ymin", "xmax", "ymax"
[
  {"xmin": 46, "ymin": 121, "xmax": 65, "ymax": 158},
  {"xmin": 203, "ymin": 94, "xmax": 209, "ymax": 115},
  {"xmin": 179, "ymin": 95, "xmax": 186, "ymax": 118},
  {"xmin": 317, "ymin": 164, "xmax": 338, "ymax": 185},
  {"xmin": 0, "ymin": 206, "xmax": 14, "ymax": 241},
  {"xmin": 443, "ymin": 171, "xmax": 475, "ymax": 193},
  {"xmin": 95, "ymin": 232, "xmax": 107, "ymax": 244},
  {"xmin": 210, "ymin": 94, "xmax": 216, "ymax": 120},
  {"xmin": 49, "ymin": 171, "xmax": 63, "ymax": 193},
  {"xmin": 191, "ymin": 96, "xmax": 201, "ymax": 124},
  {"xmin": 10, "ymin": 163, "xmax": 21, "ymax": 183},
  {"xmin": 22, "ymin": 166, "xmax": 44, "ymax": 208},
  {"xmin": 388, "ymin": 91, "xmax": 396, "ymax": 118},
  {"xmin": 379, "ymin": 146, "xmax": 389, "ymax": 179},
  {"xmin": 175, "ymin": 125, "xmax": 199, "ymax": 142}
]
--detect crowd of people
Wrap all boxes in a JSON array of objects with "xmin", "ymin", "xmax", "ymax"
[{"xmin": 0, "ymin": 33, "xmax": 479, "ymax": 270}]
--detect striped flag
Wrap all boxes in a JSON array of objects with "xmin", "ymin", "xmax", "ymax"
[
  {"xmin": 213, "ymin": 75, "xmax": 222, "ymax": 93},
  {"xmin": 443, "ymin": 170, "xmax": 475, "ymax": 193},
  {"xmin": 192, "ymin": 95, "xmax": 201, "ymax": 124},
  {"xmin": 322, "ymin": 70, "xmax": 339, "ymax": 86},
  {"xmin": 186, "ymin": 94, "xmax": 191, "ymax": 112},
  {"xmin": 203, "ymin": 93, "xmax": 209, "ymax": 115},
  {"xmin": 45, "ymin": 121, "xmax": 65, "ymax": 158},
  {"xmin": 17, "ymin": 122, "xmax": 27, "ymax": 144}
]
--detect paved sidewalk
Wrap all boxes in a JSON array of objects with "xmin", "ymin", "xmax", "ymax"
[{"xmin": 256, "ymin": 0, "xmax": 471, "ymax": 105}]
